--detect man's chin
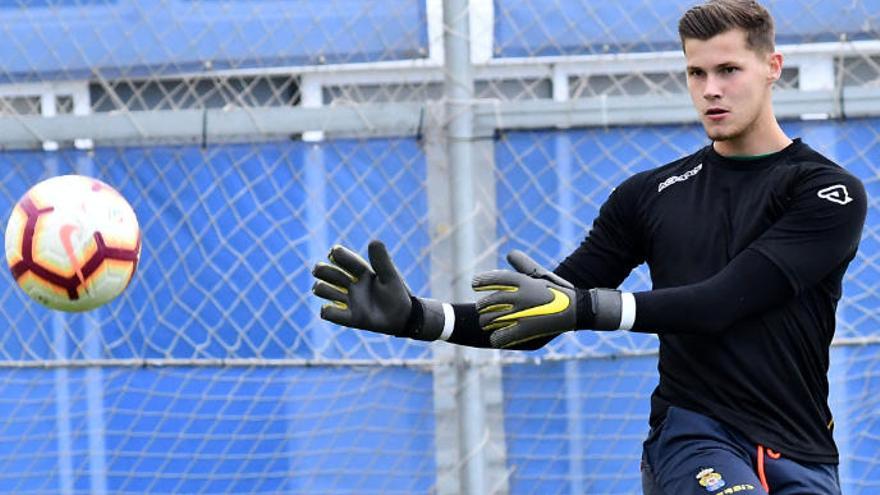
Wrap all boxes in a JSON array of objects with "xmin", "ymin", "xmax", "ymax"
[{"xmin": 704, "ymin": 126, "xmax": 739, "ymax": 142}]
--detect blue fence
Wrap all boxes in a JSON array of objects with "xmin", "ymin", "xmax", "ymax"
[
  {"xmin": 0, "ymin": 0, "xmax": 876, "ymax": 493},
  {"xmin": 0, "ymin": 0, "xmax": 428, "ymax": 82},
  {"xmin": 1, "ymin": 0, "xmax": 878, "ymax": 82},
  {"xmin": 494, "ymin": 0, "xmax": 880, "ymax": 57},
  {"xmin": 0, "ymin": 366, "xmax": 436, "ymax": 494},
  {"xmin": 0, "ymin": 139, "xmax": 432, "ymax": 363}
]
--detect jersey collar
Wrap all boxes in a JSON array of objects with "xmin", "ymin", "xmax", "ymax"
[{"xmin": 707, "ymin": 138, "xmax": 803, "ymax": 171}]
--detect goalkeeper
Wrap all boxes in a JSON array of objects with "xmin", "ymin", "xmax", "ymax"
[{"xmin": 312, "ymin": 1, "xmax": 865, "ymax": 494}]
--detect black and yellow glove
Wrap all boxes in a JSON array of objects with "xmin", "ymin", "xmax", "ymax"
[
  {"xmin": 311, "ymin": 240, "xmax": 446, "ymax": 341},
  {"xmin": 473, "ymin": 250, "xmax": 627, "ymax": 349},
  {"xmin": 472, "ymin": 250, "xmax": 578, "ymax": 349}
]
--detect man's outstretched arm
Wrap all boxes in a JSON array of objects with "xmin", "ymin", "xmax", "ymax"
[
  {"xmin": 475, "ymin": 171, "xmax": 867, "ymax": 348},
  {"xmin": 312, "ymin": 241, "xmax": 584, "ymax": 350},
  {"xmin": 473, "ymin": 247, "xmax": 799, "ymax": 349}
]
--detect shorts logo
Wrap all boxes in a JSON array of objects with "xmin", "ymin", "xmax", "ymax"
[
  {"xmin": 696, "ymin": 468, "xmax": 726, "ymax": 492},
  {"xmin": 658, "ymin": 163, "xmax": 702, "ymax": 193},
  {"xmin": 817, "ymin": 184, "xmax": 852, "ymax": 205}
]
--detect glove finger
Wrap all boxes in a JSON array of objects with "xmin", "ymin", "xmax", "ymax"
[
  {"xmin": 328, "ymin": 244, "xmax": 373, "ymax": 280},
  {"xmin": 506, "ymin": 250, "xmax": 544, "ymax": 277},
  {"xmin": 490, "ymin": 323, "xmax": 563, "ymax": 349},
  {"xmin": 479, "ymin": 311, "xmax": 518, "ymax": 332},
  {"xmin": 507, "ymin": 250, "xmax": 573, "ymax": 288},
  {"xmin": 312, "ymin": 280, "xmax": 350, "ymax": 305},
  {"xmin": 320, "ymin": 303, "xmax": 352, "ymax": 327},
  {"xmin": 368, "ymin": 240, "xmax": 403, "ymax": 285},
  {"xmin": 474, "ymin": 290, "xmax": 518, "ymax": 313},
  {"xmin": 472, "ymin": 269, "xmax": 527, "ymax": 291},
  {"xmin": 476, "ymin": 290, "xmax": 521, "ymax": 332},
  {"xmin": 312, "ymin": 262, "xmax": 356, "ymax": 289}
]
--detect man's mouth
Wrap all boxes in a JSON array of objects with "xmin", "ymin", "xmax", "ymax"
[{"xmin": 705, "ymin": 108, "xmax": 730, "ymax": 120}]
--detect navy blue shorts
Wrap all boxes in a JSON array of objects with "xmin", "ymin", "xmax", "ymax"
[{"xmin": 640, "ymin": 406, "xmax": 840, "ymax": 495}]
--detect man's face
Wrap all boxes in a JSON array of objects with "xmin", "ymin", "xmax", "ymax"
[{"xmin": 684, "ymin": 29, "xmax": 780, "ymax": 143}]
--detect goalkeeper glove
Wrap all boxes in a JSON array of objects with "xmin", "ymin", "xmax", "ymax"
[
  {"xmin": 311, "ymin": 240, "xmax": 446, "ymax": 341},
  {"xmin": 472, "ymin": 250, "xmax": 629, "ymax": 349}
]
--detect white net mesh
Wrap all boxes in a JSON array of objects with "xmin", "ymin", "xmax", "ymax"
[{"xmin": 0, "ymin": 1, "xmax": 877, "ymax": 494}]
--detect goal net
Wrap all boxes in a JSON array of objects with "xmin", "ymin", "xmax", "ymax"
[{"xmin": 0, "ymin": 1, "xmax": 876, "ymax": 494}]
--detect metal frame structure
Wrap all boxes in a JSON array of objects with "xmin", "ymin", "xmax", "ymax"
[{"xmin": 0, "ymin": 38, "xmax": 875, "ymax": 150}]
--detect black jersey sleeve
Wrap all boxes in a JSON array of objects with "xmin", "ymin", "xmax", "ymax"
[
  {"xmin": 554, "ymin": 174, "xmax": 647, "ymax": 289},
  {"xmin": 749, "ymin": 168, "xmax": 867, "ymax": 294},
  {"xmin": 627, "ymin": 167, "xmax": 866, "ymax": 335},
  {"xmin": 630, "ymin": 249, "xmax": 793, "ymax": 334}
]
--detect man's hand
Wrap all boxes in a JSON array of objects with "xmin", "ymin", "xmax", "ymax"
[
  {"xmin": 312, "ymin": 240, "xmax": 413, "ymax": 336},
  {"xmin": 472, "ymin": 250, "xmax": 578, "ymax": 349}
]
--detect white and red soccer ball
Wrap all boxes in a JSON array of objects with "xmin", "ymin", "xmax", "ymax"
[{"xmin": 4, "ymin": 175, "xmax": 140, "ymax": 312}]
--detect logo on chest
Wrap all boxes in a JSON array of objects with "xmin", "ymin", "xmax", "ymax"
[{"xmin": 658, "ymin": 163, "xmax": 703, "ymax": 193}]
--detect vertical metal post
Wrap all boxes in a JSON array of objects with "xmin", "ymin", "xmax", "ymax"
[
  {"xmin": 53, "ymin": 314, "xmax": 74, "ymax": 495},
  {"xmin": 554, "ymin": 67, "xmax": 585, "ymax": 495},
  {"xmin": 77, "ymin": 155, "xmax": 108, "ymax": 495},
  {"xmin": 443, "ymin": 0, "xmax": 487, "ymax": 493},
  {"xmin": 557, "ymin": 134, "xmax": 585, "ymax": 495},
  {"xmin": 46, "ymin": 151, "xmax": 74, "ymax": 495},
  {"xmin": 301, "ymin": 74, "xmax": 333, "ymax": 358}
]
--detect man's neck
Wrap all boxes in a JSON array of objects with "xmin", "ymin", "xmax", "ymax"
[{"xmin": 713, "ymin": 114, "xmax": 792, "ymax": 157}]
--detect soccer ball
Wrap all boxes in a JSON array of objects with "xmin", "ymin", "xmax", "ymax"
[{"xmin": 4, "ymin": 175, "xmax": 141, "ymax": 312}]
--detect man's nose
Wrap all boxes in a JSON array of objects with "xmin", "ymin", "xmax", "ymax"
[{"xmin": 703, "ymin": 75, "xmax": 723, "ymax": 99}]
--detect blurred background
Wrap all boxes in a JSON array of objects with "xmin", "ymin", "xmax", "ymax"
[{"xmin": 0, "ymin": 0, "xmax": 877, "ymax": 493}]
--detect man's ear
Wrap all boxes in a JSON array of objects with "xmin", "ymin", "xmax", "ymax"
[{"xmin": 767, "ymin": 51, "xmax": 784, "ymax": 84}]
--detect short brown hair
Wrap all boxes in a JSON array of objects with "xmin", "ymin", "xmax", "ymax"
[{"xmin": 678, "ymin": 0, "xmax": 775, "ymax": 54}]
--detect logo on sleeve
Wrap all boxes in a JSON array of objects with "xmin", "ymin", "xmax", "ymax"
[{"xmin": 817, "ymin": 184, "xmax": 852, "ymax": 205}]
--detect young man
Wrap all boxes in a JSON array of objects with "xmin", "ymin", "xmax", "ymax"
[{"xmin": 311, "ymin": 1, "xmax": 866, "ymax": 493}]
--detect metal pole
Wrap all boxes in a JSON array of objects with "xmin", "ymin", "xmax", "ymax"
[
  {"xmin": 443, "ymin": 0, "xmax": 487, "ymax": 493},
  {"xmin": 77, "ymin": 155, "xmax": 108, "ymax": 495},
  {"xmin": 47, "ymin": 152, "xmax": 74, "ymax": 495},
  {"xmin": 556, "ymin": 134, "xmax": 586, "ymax": 495}
]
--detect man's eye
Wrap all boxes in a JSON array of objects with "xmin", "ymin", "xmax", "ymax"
[{"xmin": 722, "ymin": 67, "xmax": 738, "ymax": 74}]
